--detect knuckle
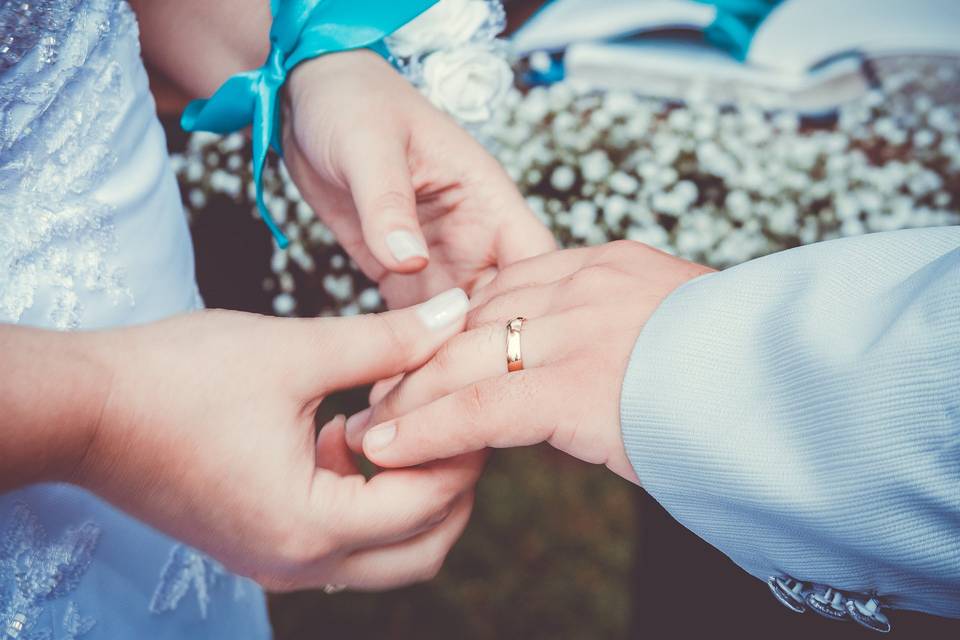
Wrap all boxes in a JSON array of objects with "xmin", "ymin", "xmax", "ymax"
[
  {"xmin": 466, "ymin": 301, "xmax": 499, "ymax": 329},
  {"xmin": 605, "ymin": 238, "xmax": 644, "ymax": 258},
  {"xmin": 430, "ymin": 338, "xmax": 458, "ymax": 375},
  {"xmin": 472, "ymin": 299, "xmax": 509, "ymax": 328},
  {"xmin": 468, "ymin": 288, "xmax": 533, "ymax": 329},
  {"xmin": 430, "ymin": 478, "xmax": 461, "ymax": 511},
  {"xmin": 475, "ymin": 270, "xmax": 510, "ymax": 299},
  {"xmin": 373, "ymin": 314, "xmax": 414, "ymax": 365},
  {"xmin": 274, "ymin": 530, "xmax": 311, "ymax": 567},
  {"xmin": 465, "ymin": 303, "xmax": 487, "ymax": 329},
  {"xmin": 368, "ymin": 188, "xmax": 413, "ymax": 219},
  {"xmin": 273, "ymin": 521, "xmax": 335, "ymax": 568},
  {"xmin": 339, "ymin": 233, "xmax": 369, "ymax": 258},
  {"xmin": 254, "ymin": 571, "xmax": 300, "ymax": 593},
  {"xmin": 480, "ymin": 322, "xmax": 503, "ymax": 351},
  {"xmin": 564, "ymin": 265, "xmax": 611, "ymax": 297},
  {"xmin": 462, "ymin": 383, "xmax": 486, "ymax": 423},
  {"xmin": 424, "ymin": 468, "xmax": 468, "ymax": 512},
  {"xmin": 607, "ymin": 238, "xmax": 638, "ymax": 253},
  {"xmin": 599, "ymin": 240, "xmax": 651, "ymax": 275}
]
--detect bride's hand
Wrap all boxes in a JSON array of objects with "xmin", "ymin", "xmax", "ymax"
[
  {"xmin": 347, "ymin": 241, "xmax": 713, "ymax": 484},
  {"xmin": 73, "ymin": 289, "xmax": 482, "ymax": 591},
  {"xmin": 281, "ymin": 49, "xmax": 555, "ymax": 309}
]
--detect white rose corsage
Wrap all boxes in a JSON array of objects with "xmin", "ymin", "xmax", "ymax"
[{"xmin": 387, "ymin": 0, "xmax": 511, "ymax": 126}]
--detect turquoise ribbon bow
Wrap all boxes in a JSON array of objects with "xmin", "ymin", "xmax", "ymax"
[
  {"xmin": 181, "ymin": 0, "xmax": 438, "ymax": 248},
  {"xmin": 695, "ymin": 0, "xmax": 782, "ymax": 61}
]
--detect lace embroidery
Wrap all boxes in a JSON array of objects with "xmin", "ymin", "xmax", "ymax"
[
  {"xmin": 0, "ymin": 0, "xmax": 133, "ymax": 330},
  {"xmin": 0, "ymin": 0, "xmax": 84, "ymax": 73},
  {"xmin": 150, "ymin": 545, "xmax": 245, "ymax": 619},
  {"xmin": 59, "ymin": 603, "xmax": 96, "ymax": 640},
  {"xmin": 0, "ymin": 503, "xmax": 100, "ymax": 640}
]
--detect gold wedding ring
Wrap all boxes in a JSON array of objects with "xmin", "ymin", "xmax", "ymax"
[{"xmin": 506, "ymin": 317, "xmax": 525, "ymax": 372}]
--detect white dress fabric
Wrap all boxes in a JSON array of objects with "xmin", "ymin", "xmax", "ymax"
[{"xmin": 0, "ymin": 1, "xmax": 271, "ymax": 637}]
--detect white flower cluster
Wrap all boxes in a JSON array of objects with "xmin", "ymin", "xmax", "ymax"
[
  {"xmin": 171, "ymin": 56, "xmax": 960, "ymax": 317},
  {"xmin": 170, "ymin": 131, "xmax": 384, "ymax": 318},
  {"xmin": 387, "ymin": 0, "xmax": 512, "ymax": 124},
  {"xmin": 486, "ymin": 56, "xmax": 960, "ymax": 267}
]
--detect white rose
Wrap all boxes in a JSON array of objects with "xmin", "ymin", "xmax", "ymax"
[
  {"xmin": 421, "ymin": 46, "xmax": 512, "ymax": 122},
  {"xmin": 387, "ymin": 0, "xmax": 491, "ymax": 58}
]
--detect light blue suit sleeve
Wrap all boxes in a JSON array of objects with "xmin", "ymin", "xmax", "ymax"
[{"xmin": 619, "ymin": 226, "xmax": 960, "ymax": 618}]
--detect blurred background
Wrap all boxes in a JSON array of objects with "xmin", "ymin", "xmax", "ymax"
[{"xmin": 153, "ymin": 1, "xmax": 960, "ymax": 637}]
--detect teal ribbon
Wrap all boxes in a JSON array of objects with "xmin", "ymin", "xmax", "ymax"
[
  {"xmin": 181, "ymin": 0, "xmax": 438, "ymax": 248},
  {"xmin": 694, "ymin": 0, "xmax": 781, "ymax": 61}
]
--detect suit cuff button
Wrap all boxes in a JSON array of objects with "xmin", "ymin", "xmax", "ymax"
[
  {"xmin": 846, "ymin": 597, "xmax": 892, "ymax": 634},
  {"xmin": 767, "ymin": 576, "xmax": 807, "ymax": 613},
  {"xmin": 806, "ymin": 586, "xmax": 849, "ymax": 621}
]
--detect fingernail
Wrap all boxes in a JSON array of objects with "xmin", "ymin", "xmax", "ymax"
[
  {"xmin": 417, "ymin": 288, "xmax": 469, "ymax": 330},
  {"xmin": 345, "ymin": 407, "xmax": 372, "ymax": 439},
  {"xmin": 386, "ymin": 230, "xmax": 428, "ymax": 263},
  {"xmin": 364, "ymin": 423, "xmax": 397, "ymax": 452}
]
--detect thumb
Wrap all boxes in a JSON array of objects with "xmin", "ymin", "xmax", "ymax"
[
  {"xmin": 307, "ymin": 288, "xmax": 469, "ymax": 394},
  {"xmin": 342, "ymin": 130, "xmax": 429, "ymax": 273}
]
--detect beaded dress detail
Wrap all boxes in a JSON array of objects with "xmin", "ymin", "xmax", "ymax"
[
  {"xmin": 0, "ymin": 0, "xmax": 131, "ymax": 330},
  {"xmin": 0, "ymin": 2, "xmax": 269, "ymax": 638}
]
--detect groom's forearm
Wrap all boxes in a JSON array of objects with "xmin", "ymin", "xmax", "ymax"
[
  {"xmin": 130, "ymin": 0, "xmax": 271, "ymax": 100},
  {"xmin": 0, "ymin": 326, "xmax": 110, "ymax": 491},
  {"xmin": 619, "ymin": 226, "xmax": 960, "ymax": 617}
]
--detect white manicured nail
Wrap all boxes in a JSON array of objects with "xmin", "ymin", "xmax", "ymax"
[
  {"xmin": 417, "ymin": 288, "xmax": 469, "ymax": 330},
  {"xmin": 364, "ymin": 423, "xmax": 396, "ymax": 452},
  {"xmin": 386, "ymin": 230, "xmax": 428, "ymax": 263}
]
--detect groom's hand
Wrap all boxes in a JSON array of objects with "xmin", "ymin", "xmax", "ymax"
[
  {"xmin": 348, "ymin": 241, "xmax": 713, "ymax": 484},
  {"xmin": 282, "ymin": 49, "xmax": 556, "ymax": 309},
  {"xmin": 72, "ymin": 288, "xmax": 483, "ymax": 591}
]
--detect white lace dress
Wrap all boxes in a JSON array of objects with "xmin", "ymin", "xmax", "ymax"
[{"xmin": 0, "ymin": 1, "xmax": 271, "ymax": 637}]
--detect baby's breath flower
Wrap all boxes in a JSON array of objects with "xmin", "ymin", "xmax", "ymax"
[
  {"xmin": 550, "ymin": 165, "xmax": 576, "ymax": 191},
  {"xmin": 272, "ymin": 293, "xmax": 295, "ymax": 316},
  {"xmin": 175, "ymin": 56, "xmax": 960, "ymax": 318}
]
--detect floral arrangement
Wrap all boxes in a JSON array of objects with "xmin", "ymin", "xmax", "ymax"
[
  {"xmin": 171, "ymin": 56, "xmax": 960, "ymax": 317},
  {"xmin": 388, "ymin": 0, "xmax": 513, "ymax": 125},
  {"xmin": 488, "ymin": 56, "xmax": 960, "ymax": 267}
]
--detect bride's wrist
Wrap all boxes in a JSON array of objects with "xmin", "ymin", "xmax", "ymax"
[
  {"xmin": 54, "ymin": 331, "xmax": 117, "ymax": 488},
  {"xmin": 0, "ymin": 327, "xmax": 116, "ymax": 489},
  {"xmin": 285, "ymin": 49, "xmax": 394, "ymax": 108}
]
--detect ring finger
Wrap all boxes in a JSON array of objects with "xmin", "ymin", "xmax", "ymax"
[
  {"xmin": 348, "ymin": 310, "xmax": 581, "ymax": 450},
  {"xmin": 467, "ymin": 280, "xmax": 558, "ymax": 329},
  {"xmin": 468, "ymin": 247, "xmax": 594, "ymax": 309}
]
